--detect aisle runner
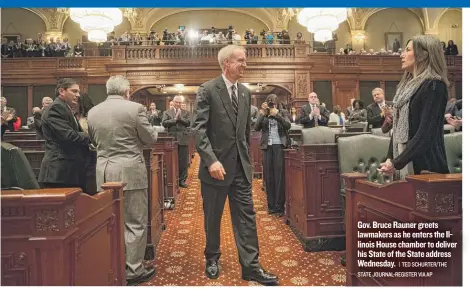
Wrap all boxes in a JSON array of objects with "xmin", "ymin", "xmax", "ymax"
[{"xmin": 142, "ymin": 154, "xmax": 346, "ymax": 286}]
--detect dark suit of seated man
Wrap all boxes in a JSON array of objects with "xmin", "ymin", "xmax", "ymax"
[
  {"xmin": 38, "ymin": 78, "xmax": 91, "ymax": 192},
  {"xmin": 366, "ymin": 87, "xmax": 394, "ymax": 128},
  {"xmin": 298, "ymin": 92, "xmax": 330, "ymax": 128}
]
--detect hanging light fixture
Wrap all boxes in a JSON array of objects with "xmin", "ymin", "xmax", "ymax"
[
  {"xmin": 297, "ymin": 8, "xmax": 347, "ymax": 42},
  {"xmin": 69, "ymin": 8, "xmax": 123, "ymax": 43}
]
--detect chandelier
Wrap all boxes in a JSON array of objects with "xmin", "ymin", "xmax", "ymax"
[
  {"xmin": 69, "ymin": 8, "xmax": 123, "ymax": 43},
  {"xmin": 297, "ymin": 8, "xmax": 347, "ymax": 42}
]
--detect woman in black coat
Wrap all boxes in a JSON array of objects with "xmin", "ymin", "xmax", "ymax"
[{"xmin": 379, "ymin": 35, "xmax": 450, "ymax": 179}]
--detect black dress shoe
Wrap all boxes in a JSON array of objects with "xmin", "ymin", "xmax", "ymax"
[
  {"xmin": 242, "ymin": 268, "xmax": 279, "ymax": 286},
  {"xmin": 205, "ymin": 260, "xmax": 220, "ymax": 279},
  {"xmin": 179, "ymin": 182, "xmax": 188, "ymax": 188},
  {"xmin": 126, "ymin": 266, "xmax": 156, "ymax": 286}
]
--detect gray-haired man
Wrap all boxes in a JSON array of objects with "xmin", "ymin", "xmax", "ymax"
[{"xmin": 87, "ymin": 75, "xmax": 158, "ymax": 286}]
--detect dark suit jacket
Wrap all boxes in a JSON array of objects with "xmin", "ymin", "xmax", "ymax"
[
  {"xmin": 254, "ymin": 109, "xmax": 291, "ymax": 150},
  {"xmin": 38, "ymin": 97, "xmax": 90, "ymax": 186},
  {"xmin": 366, "ymin": 101, "xmax": 393, "ymax": 128},
  {"xmin": 147, "ymin": 110, "xmax": 162, "ymax": 126},
  {"xmin": 298, "ymin": 104, "xmax": 330, "ymax": 128},
  {"xmin": 162, "ymin": 108, "xmax": 191, "ymax": 145},
  {"xmin": 192, "ymin": 75, "xmax": 252, "ymax": 186},
  {"xmin": 386, "ymin": 80, "xmax": 449, "ymax": 174},
  {"xmin": 33, "ymin": 111, "xmax": 44, "ymax": 140}
]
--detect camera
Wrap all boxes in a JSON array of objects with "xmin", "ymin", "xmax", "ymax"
[{"xmin": 267, "ymin": 101, "xmax": 275, "ymax": 108}]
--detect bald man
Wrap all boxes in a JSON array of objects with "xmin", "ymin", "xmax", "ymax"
[{"xmin": 162, "ymin": 96, "xmax": 191, "ymax": 188}]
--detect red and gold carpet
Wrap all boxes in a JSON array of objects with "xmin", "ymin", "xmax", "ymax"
[{"xmin": 143, "ymin": 155, "xmax": 346, "ymax": 286}]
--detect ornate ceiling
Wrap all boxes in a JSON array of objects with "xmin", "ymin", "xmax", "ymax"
[{"xmin": 21, "ymin": 8, "xmax": 457, "ymax": 34}]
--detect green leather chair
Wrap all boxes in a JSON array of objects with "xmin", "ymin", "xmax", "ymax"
[
  {"xmin": 444, "ymin": 132, "xmax": 462, "ymax": 173},
  {"xmin": 301, "ymin": 126, "xmax": 342, "ymax": 144},
  {"xmin": 1, "ymin": 142, "xmax": 40, "ymax": 190}
]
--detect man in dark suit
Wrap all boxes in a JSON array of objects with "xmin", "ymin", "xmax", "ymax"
[
  {"xmin": 192, "ymin": 45, "xmax": 279, "ymax": 285},
  {"xmin": 38, "ymin": 78, "xmax": 90, "ymax": 191},
  {"xmin": 298, "ymin": 92, "xmax": 330, "ymax": 128},
  {"xmin": 366, "ymin": 87, "xmax": 393, "ymax": 128},
  {"xmin": 162, "ymin": 95, "xmax": 191, "ymax": 188}
]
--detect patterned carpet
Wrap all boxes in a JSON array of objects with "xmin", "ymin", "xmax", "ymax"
[{"xmin": 143, "ymin": 154, "xmax": 346, "ymax": 286}]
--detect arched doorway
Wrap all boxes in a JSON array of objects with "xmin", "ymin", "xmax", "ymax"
[{"xmin": 131, "ymin": 82, "xmax": 294, "ymax": 113}]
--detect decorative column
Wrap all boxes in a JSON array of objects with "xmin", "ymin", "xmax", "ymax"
[{"xmin": 350, "ymin": 30, "xmax": 366, "ymax": 51}]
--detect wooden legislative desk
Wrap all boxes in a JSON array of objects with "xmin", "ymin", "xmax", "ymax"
[
  {"xmin": 343, "ymin": 173, "xmax": 462, "ymax": 286},
  {"xmin": 1, "ymin": 183, "xmax": 126, "ymax": 286}
]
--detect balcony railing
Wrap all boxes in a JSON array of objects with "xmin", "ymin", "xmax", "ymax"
[{"xmin": 0, "ymin": 44, "xmax": 461, "ymax": 72}]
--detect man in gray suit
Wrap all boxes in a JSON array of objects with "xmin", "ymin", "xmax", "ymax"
[
  {"xmin": 87, "ymin": 75, "xmax": 158, "ymax": 286},
  {"xmin": 162, "ymin": 95, "xmax": 191, "ymax": 188},
  {"xmin": 192, "ymin": 45, "xmax": 278, "ymax": 285}
]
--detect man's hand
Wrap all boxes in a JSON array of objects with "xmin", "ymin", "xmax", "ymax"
[
  {"xmin": 209, "ymin": 161, "xmax": 226, "ymax": 180},
  {"xmin": 311, "ymin": 106, "xmax": 320, "ymax": 117}
]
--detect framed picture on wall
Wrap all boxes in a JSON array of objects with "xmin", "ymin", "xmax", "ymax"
[
  {"xmin": 384, "ymin": 32, "xmax": 403, "ymax": 53},
  {"xmin": 2, "ymin": 34, "xmax": 20, "ymax": 43}
]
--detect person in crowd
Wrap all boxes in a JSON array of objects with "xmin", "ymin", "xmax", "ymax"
[
  {"xmin": 298, "ymin": 92, "xmax": 330, "ymax": 128},
  {"xmin": 445, "ymin": 99, "xmax": 462, "ymax": 131},
  {"xmin": 1, "ymin": 96, "xmax": 17, "ymax": 132},
  {"xmin": 162, "ymin": 95, "xmax": 191, "ymax": 188},
  {"xmin": 87, "ymin": 75, "xmax": 159, "ymax": 286},
  {"xmin": 254, "ymin": 93, "xmax": 291, "ymax": 216},
  {"xmin": 147, "ymin": 102, "xmax": 163, "ymax": 126},
  {"xmin": 38, "ymin": 78, "xmax": 91, "ymax": 192},
  {"xmin": 379, "ymin": 35, "xmax": 450, "ymax": 179},
  {"xmin": 329, "ymin": 105, "xmax": 346, "ymax": 125},
  {"xmin": 445, "ymin": 40, "xmax": 458, "ymax": 56},
  {"xmin": 192, "ymin": 45, "xmax": 279, "ymax": 285},
  {"xmin": 348, "ymin": 99, "xmax": 367, "ymax": 123},
  {"xmin": 250, "ymin": 104, "xmax": 259, "ymax": 129},
  {"xmin": 27, "ymin": 107, "xmax": 41, "ymax": 129},
  {"xmin": 366, "ymin": 88, "xmax": 393, "ymax": 128},
  {"xmin": 345, "ymin": 98, "xmax": 355, "ymax": 119}
]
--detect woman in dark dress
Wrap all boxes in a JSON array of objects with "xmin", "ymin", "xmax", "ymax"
[{"xmin": 379, "ymin": 35, "xmax": 450, "ymax": 179}]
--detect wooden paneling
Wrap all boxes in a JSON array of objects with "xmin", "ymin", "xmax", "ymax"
[
  {"xmin": 333, "ymin": 80, "xmax": 357, "ymax": 111},
  {"xmin": 2, "ymin": 86, "xmax": 28, "ymax": 123},
  {"xmin": 385, "ymin": 81, "xmax": 400, "ymax": 102},
  {"xmin": 32, "ymin": 86, "xmax": 55, "ymax": 107},
  {"xmin": 359, "ymin": 81, "xmax": 380, "ymax": 107},
  {"xmin": 87, "ymin": 85, "xmax": 107, "ymax": 105},
  {"xmin": 314, "ymin": 80, "xmax": 333, "ymax": 111}
]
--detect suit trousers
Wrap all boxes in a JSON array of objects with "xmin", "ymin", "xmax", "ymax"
[
  {"xmin": 201, "ymin": 158, "xmax": 261, "ymax": 272},
  {"xmin": 178, "ymin": 145, "xmax": 189, "ymax": 184},
  {"xmin": 263, "ymin": 144, "xmax": 286, "ymax": 213},
  {"xmin": 123, "ymin": 189, "xmax": 148, "ymax": 280}
]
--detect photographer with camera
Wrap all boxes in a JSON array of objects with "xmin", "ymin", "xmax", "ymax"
[{"xmin": 254, "ymin": 94, "xmax": 291, "ymax": 216}]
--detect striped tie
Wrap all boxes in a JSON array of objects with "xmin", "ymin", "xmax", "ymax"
[{"xmin": 231, "ymin": 85, "xmax": 238, "ymax": 116}]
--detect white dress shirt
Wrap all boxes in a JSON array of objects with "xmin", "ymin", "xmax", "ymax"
[{"xmin": 222, "ymin": 73, "xmax": 238, "ymax": 101}]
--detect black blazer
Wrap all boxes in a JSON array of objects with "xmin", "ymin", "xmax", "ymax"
[
  {"xmin": 192, "ymin": 76, "xmax": 252, "ymax": 186},
  {"xmin": 162, "ymin": 108, "xmax": 191, "ymax": 145},
  {"xmin": 147, "ymin": 110, "xmax": 162, "ymax": 126},
  {"xmin": 254, "ymin": 109, "xmax": 291, "ymax": 150},
  {"xmin": 298, "ymin": 104, "xmax": 330, "ymax": 128},
  {"xmin": 366, "ymin": 101, "xmax": 393, "ymax": 128},
  {"xmin": 387, "ymin": 80, "xmax": 449, "ymax": 174},
  {"xmin": 38, "ymin": 97, "xmax": 90, "ymax": 186}
]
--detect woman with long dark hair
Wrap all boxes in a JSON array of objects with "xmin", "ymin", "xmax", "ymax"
[
  {"xmin": 77, "ymin": 92, "xmax": 98, "ymax": 195},
  {"xmin": 379, "ymin": 35, "xmax": 450, "ymax": 179}
]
